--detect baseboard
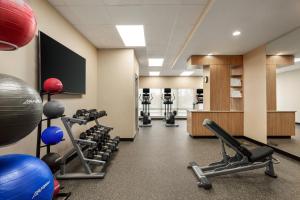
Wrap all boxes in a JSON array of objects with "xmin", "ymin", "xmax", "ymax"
[
  {"xmin": 189, "ymin": 135, "xmax": 300, "ymax": 162},
  {"xmin": 242, "ymin": 136, "xmax": 300, "ymax": 162},
  {"xmin": 140, "ymin": 117, "xmax": 187, "ymax": 120},
  {"xmin": 267, "ymin": 136, "xmax": 291, "ymax": 139},
  {"xmin": 189, "ymin": 135, "xmax": 244, "ymax": 139},
  {"xmin": 189, "ymin": 135, "xmax": 216, "ymax": 139},
  {"xmin": 242, "ymin": 136, "xmax": 266, "ymax": 146},
  {"xmin": 120, "ymin": 138, "xmax": 135, "ymax": 141}
]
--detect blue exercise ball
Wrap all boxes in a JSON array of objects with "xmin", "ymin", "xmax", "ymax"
[
  {"xmin": 0, "ymin": 154, "xmax": 54, "ymax": 200},
  {"xmin": 41, "ymin": 126, "xmax": 63, "ymax": 145}
]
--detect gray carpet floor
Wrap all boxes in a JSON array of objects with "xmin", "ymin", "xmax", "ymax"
[
  {"xmin": 268, "ymin": 124, "xmax": 300, "ymax": 157},
  {"xmin": 61, "ymin": 120, "xmax": 300, "ymax": 200}
]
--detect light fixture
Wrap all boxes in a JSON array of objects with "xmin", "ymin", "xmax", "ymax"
[
  {"xmin": 116, "ymin": 25, "xmax": 145, "ymax": 47},
  {"xmin": 294, "ymin": 57, "xmax": 300, "ymax": 62},
  {"xmin": 149, "ymin": 71, "xmax": 160, "ymax": 76},
  {"xmin": 276, "ymin": 52, "xmax": 283, "ymax": 56},
  {"xmin": 207, "ymin": 53, "xmax": 213, "ymax": 56},
  {"xmin": 180, "ymin": 71, "xmax": 194, "ymax": 76},
  {"xmin": 148, "ymin": 58, "xmax": 164, "ymax": 67},
  {"xmin": 232, "ymin": 30, "xmax": 241, "ymax": 36}
]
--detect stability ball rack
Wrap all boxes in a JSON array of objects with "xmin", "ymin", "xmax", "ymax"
[{"xmin": 36, "ymin": 91, "xmax": 65, "ymax": 158}]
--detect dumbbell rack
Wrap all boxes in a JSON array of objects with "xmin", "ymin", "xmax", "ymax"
[{"xmin": 56, "ymin": 116, "xmax": 107, "ymax": 180}]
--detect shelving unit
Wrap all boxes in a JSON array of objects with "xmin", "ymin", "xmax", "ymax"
[{"xmin": 230, "ymin": 65, "xmax": 243, "ymax": 111}]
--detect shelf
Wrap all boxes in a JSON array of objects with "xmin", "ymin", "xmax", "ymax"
[
  {"xmin": 230, "ymin": 97, "xmax": 243, "ymax": 99},
  {"xmin": 231, "ymin": 74, "xmax": 242, "ymax": 77},
  {"xmin": 231, "ymin": 86, "xmax": 243, "ymax": 88},
  {"xmin": 230, "ymin": 64, "xmax": 243, "ymax": 68}
]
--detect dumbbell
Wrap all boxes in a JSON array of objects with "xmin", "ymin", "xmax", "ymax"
[
  {"xmin": 80, "ymin": 132, "xmax": 105, "ymax": 149},
  {"xmin": 86, "ymin": 148, "xmax": 110, "ymax": 161},
  {"xmin": 73, "ymin": 109, "xmax": 90, "ymax": 120},
  {"xmin": 97, "ymin": 111, "xmax": 107, "ymax": 118},
  {"xmin": 94, "ymin": 130, "xmax": 117, "ymax": 145},
  {"xmin": 87, "ymin": 109, "xmax": 98, "ymax": 120}
]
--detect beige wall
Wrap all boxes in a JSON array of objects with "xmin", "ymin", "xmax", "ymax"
[
  {"xmin": 277, "ymin": 69, "xmax": 300, "ymax": 123},
  {"xmin": 139, "ymin": 76, "xmax": 203, "ymax": 89},
  {"xmin": 98, "ymin": 49, "xmax": 137, "ymax": 139},
  {"xmin": 0, "ymin": 0, "xmax": 98, "ymax": 156},
  {"xmin": 243, "ymin": 46, "xmax": 267, "ymax": 143}
]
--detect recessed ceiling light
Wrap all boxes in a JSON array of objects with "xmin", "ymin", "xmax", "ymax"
[
  {"xmin": 116, "ymin": 25, "xmax": 145, "ymax": 47},
  {"xmin": 232, "ymin": 30, "xmax": 241, "ymax": 36},
  {"xmin": 207, "ymin": 53, "xmax": 213, "ymax": 56},
  {"xmin": 295, "ymin": 57, "xmax": 300, "ymax": 62},
  {"xmin": 180, "ymin": 71, "xmax": 194, "ymax": 76},
  {"xmin": 148, "ymin": 58, "xmax": 164, "ymax": 67},
  {"xmin": 149, "ymin": 71, "xmax": 160, "ymax": 76}
]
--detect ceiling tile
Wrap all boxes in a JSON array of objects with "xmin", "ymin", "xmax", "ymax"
[
  {"xmin": 180, "ymin": 0, "xmax": 208, "ymax": 5},
  {"xmin": 48, "ymin": 0, "xmax": 65, "ymax": 6},
  {"xmin": 107, "ymin": 5, "xmax": 180, "ymax": 25},
  {"xmin": 63, "ymin": 0, "xmax": 105, "ymax": 6},
  {"xmin": 67, "ymin": 6, "xmax": 111, "ymax": 25},
  {"xmin": 74, "ymin": 24, "xmax": 123, "ymax": 47},
  {"xmin": 176, "ymin": 5, "xmax": 205, "ymax": 25}
]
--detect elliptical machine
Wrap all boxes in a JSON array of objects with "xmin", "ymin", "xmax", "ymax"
[
  {"xmin": 163, "ymin": 88, "xmax": 179, "ymax": 127},
  {"xmin": 193, "ymin": 88, "xmax": 203, "ymax": 109},
  {"xmin": 139, "ymin": 88, "xmax": 153, "ymax": 127}
]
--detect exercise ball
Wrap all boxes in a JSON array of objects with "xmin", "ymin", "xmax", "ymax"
[
  {"xmin": 0, "ymin": 154, "xmax": 54, "ymax": 200},
  {"xmin": 0, "ymin": 74, "xmax": 42, "ymax": 146},
  {"xmin": 41, "ymin": 126, "xmax": 63, "ymax": 145},
  {"xmin": 41, "ymin": 153, "xmax": 61, "ymax": 173},
  {"xmin": 0, "ymin": 0, "xmax": 37, "ymax": 50},
  {"xmin": 43, "ymin": 78, "xmax": 63, "ymax": 93},
  {"xmin": 43, "ymin": 100, "xmax": 65, "ymax": 119},
  {"xmin": 53, "ymin": 179, "xmax": 60, "ymax": 197}
]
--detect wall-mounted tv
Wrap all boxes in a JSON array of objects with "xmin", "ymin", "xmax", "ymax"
[{"xmin": 39, "ymin": 31, "xmax": 86, "ymax": 94}]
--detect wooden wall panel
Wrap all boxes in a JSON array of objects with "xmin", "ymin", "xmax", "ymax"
[
  {"xmin": 229, "ymin": 55, "xmax": 243, "ymax": 66},
  {"xmin": 267, "ymin": 112, "xmax": 295, "ymax": 136},
  {"xmin": 266, "ymin": 64, "xmax": 277, "ymax": 110},
  {"xmin": 187, "ymin": 111, "xmax": 243, "ymax": 136},
  {"xmin": 189, "ymin": 55, "xmax": 243, "ymax": 66},
  {"xmin": 210, "ymin": 65, "xmax": 230, "ymax": 111},
  {"xmin": 230, "ymin": 98, "xmax": 243, "ymax": 111},
  {"xmin": 266, "ymin": 55, "xmax": 294, "ymax": 66},
  {"xmin": 187, "ymin": 111, "xmax": 192, "ymax": 133}
]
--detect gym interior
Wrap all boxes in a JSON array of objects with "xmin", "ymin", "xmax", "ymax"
[{"xmin": 0, "ymin": 0, "xmax": 299, "ymax": 200}]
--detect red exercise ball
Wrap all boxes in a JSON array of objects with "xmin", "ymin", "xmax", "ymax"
[
  {"xmin": 0, "ymin": 0, "xmax": 37, "ymax": 50},
  {"xmin": 53, "ymin": 179, "xmax": 60, "ymax": 197},
  {"xmin": 43, "ymin": 78, "xmax": 63, "ymax": 93}
]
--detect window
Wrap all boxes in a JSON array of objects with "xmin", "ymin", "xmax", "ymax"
[{"xmin": 139, "ymin": 88, "xmax": 202, "ymax": 117}]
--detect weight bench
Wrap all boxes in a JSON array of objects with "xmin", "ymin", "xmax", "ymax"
[{"xmin": 188, "ymin": 119, "xmax": 278, "ymax": 190}]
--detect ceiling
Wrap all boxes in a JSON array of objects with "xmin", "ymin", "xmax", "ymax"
[
  {"xmin": 48, "ymin": 0, "xmax": 300, "ymax": 76},
  {"xmin": 267, "ymin": 27, "xmax": 300, "ymax": 57}
]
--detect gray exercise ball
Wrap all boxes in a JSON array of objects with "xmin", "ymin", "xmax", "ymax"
[
  {"xmin": 0, "ymin": 74, "xmax": 42, "ymax": 146},
  {"xmin": 43, "ymin": 100, "xmax": 65, "ymax": 119}
]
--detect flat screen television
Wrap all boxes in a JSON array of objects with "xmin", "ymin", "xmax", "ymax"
[{"xmin": 39, "ymin": 31, "xmax": 86, "ymax": 94}]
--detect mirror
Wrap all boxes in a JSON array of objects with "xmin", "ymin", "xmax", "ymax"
[{"xmin": 266, "ymin": 27, "xmax": 300, "ymax": 157}]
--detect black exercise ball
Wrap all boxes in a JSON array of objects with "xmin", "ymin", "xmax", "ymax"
[
  {"xmin": 0, "ymin": 74, "xmax": 42, "ymax": 146},
  {"xmin": 43, "ymin": 100, "xmax": 65, "ymax": 119},
  {"xmin": 41, "ymin": 152, "xmax": 61, "ymax": 173}
]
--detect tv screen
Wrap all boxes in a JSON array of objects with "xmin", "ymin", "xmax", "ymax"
[{"xmin": 39, "ymin": 31, "xmax": 86, "ymax": 94}]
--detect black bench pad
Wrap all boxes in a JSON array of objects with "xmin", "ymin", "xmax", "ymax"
[{"xmin": 249, "ymin": 146, "xmax": 274, "ymax": 162}]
